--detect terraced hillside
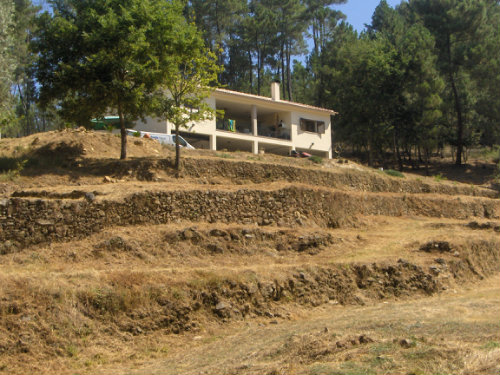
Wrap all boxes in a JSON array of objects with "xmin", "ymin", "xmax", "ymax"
[{"xmin": 1, "ymin": 129, "xmax": 499, "ymax": 375}]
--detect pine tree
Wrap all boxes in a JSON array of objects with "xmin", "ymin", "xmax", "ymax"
[
  {"xmin": 408, "ymin": 0, "xmax": 490, "ymax": 165},
  {"xmin": 0, "ymin": 0, "xmax": 15, "ymax": 129}
]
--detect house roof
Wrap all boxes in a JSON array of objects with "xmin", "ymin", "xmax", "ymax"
[{"xmin": 213, "ymin": 88, "xmax": 337, "ymax": 115}]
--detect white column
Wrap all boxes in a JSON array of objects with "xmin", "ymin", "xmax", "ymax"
[
  {"xmin": 165, "ymin": 120, "xmax": 170, "ymax": 134},
  {"xmin": 252, "ymin": 140, "xmax": 258, "ymax": 155},
  {"xmin": 251, "ymin": 105, "xmax": 258, "ymax": 136},
  {"xmin": 209, "ymin": 135, "xmax": 217, "ymax": 151}
]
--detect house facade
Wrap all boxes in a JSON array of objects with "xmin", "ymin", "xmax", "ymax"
[{"xmin": 135, "ymin": 82, "xmax": 336, "ymax": 158}]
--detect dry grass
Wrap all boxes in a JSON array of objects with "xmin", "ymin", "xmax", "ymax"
[
  {"xmin": 0, "ymin": 218, "xmax": 498, "ymax": 374},
  {"xmin": 1, "ymin": 130, "xmax": 499, "ymax": 374},
  {"xmin": 95, "ymin": 276, "xmax": 498, "ymax": 375}
]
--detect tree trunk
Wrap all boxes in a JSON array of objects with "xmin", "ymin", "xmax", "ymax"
[
  {"xmin": 280, "ymin": 43, "xmax": 285, "ymax": 99},
  {"xmin": 393, "ymin": 127, "xmax": 403, "ymax": 171},
  {"xmin": 450, "ymin": 74, "xmax": 464, "ymax": 165},
  {"xmin": 286, "ymin": 42, "xmax": 293, "ymax": 102},
  {"xmin": 408, "ymin": 146, "xmax": 413, "ymax": 169},
  {"xmin": 424, "ymin": 147, "xmax": 430, "ymax": 176},
  {"xmin": 368, "ymin": 138, "xmax": 373, "ymax": 167},
  {"xmin": 248, "ymin": 49, "xmax": 253, "ymax": 94},
  {"xmin": 118, "ymin": 102, "xmax": 127, "ymax": 160},
  {"xmin": 446, "ymin": 34, "xmax": 464, "ymax": 165},
  {"xmin": 174, "ymin": 124, "xmax": 181, "ymax": 176}
]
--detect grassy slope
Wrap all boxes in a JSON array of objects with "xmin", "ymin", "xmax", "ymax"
[{"xmin": 0, "ymin": 130, "xmax": 499, "ymax": 375}]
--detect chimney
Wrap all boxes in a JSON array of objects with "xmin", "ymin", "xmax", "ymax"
[{"xmin": 271, "ymin": 81, "xmax": 280, "ymax": 101}]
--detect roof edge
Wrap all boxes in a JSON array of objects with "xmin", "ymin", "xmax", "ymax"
[{"xmin": 213, "ymin": 88, "xmax": 337, "ymax": 115}]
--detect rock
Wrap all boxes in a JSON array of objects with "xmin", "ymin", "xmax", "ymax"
[
  {"xmin": 435, "ymin": 258, "xmax": 446, "ymax": 265},
  {"xmin": 35, "ymin": 219, "xmax": 54, "ymax": 226},
  {"xmin": 206, "ymin": 243, "xmax": 224, "ymax": 254},
  {"xmin": 214, "ymin": 301, "xmax": 231, "ymax": 318},
  {"xmin": 181, "ymin": 228, "xmax": 202, "ymax": 243},
  {"xmin": 429, "ymin": 266, "xmax": 441, "ymax": 274},
  {"xmin": 215, "ymin": 301, "xmax": 231, "ymax": 311},
  {"xmin": 350, "ymin": 337, "xmax": 359, "ymax": 345},
  {"xmin": 20, "ymin": 315, "xmax": 31, "ymax": 322},
  {"xmin": 209, "ymin": 229, "xmax": 227, "ymax": 237},
  {"xmin": 336, "ymin": 340, "xmax": 347, "ymax": 348},
  {"xmin": 84, "ymin": 192, "xmax": 95, "ymax": 202},
  {"xmin": 132, "ymin": 326, "xmax": 143, "ymax": 335},
  {"xmin": 103, "ymin": 176, "xmax": 114, "ymax": 183},
  {"xmin": 419, "ymin": 241, "xmax": 452, "ymax": 253},
  {"xmin": 358, "ymin": 335, "xmax": 374, "ymax": 344},
  {"xmin": 399, "ymin": 338, "xmax": 414, "ymax": 348}
]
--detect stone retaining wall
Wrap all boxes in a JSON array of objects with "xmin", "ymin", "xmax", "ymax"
[
  {"xmin": 107, "ymin": 157, "xmax": 498, "ymax": 198},
  {"xmin": 1, "ymin": 187, "xmax": 498, "ymax": 250}
]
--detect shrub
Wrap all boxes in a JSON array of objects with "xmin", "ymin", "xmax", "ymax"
[
  {"xmin": 216, "ymin": 152, "xmax": 234, "ymax": 159},
  {"xmin": 384, "ymin": 169, "xmax": 404, "ymax": 178},
  {"xmin": 434, "ymin": 173, "xmax": 447, "ymax": 182},
  {"xmin": 0, "ymin": 158, "xmax": 27, "ymax": 181},
  {"xmin": 309, "ymin": 155, "xmax": 323, "ymax": 164}
]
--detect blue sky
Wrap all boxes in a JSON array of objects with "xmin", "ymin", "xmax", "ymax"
[{"xmin": 333, "ymin": 0, "xmax": 402, "ymax": 32}]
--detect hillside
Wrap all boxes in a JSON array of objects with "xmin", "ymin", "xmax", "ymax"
[{"xmin": 0, "ymin": 129, "xmax": 499, "ymax": 375}]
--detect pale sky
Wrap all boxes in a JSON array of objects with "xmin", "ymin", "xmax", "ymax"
[{"xmin": 334, "ymin": 0, "xmax": 402, "ymax": 32}]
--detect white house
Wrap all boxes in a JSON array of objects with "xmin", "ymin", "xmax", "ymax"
[{"xmin": 135, "ymin": 82, "xmax": 336, "ymax": 158}]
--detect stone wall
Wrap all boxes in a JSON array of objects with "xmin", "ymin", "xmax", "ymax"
[
  {"xmin": 1, "ymin": 187, "xmax": 498, "ymax": 250},
  {"xmin": 101, "ymin": 157, "xmax": 498, "ymax": 198}
]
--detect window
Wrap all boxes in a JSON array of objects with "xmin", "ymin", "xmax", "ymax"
[
  {"xmin": 172, "ymin": 135, "xmax": 187, "ymax": 147},
  {"xmin": 300, "ymin": 118, "xmax": 326, "ymax": 134}
]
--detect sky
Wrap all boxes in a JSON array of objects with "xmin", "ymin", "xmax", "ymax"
[{"xmin": 333, "ymin": 0, "xmax": 402, "ymax": 32}]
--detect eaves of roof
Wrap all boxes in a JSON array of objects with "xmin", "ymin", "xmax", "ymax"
[{"xmin": 213, "ymin": 88, "xmax": 337, "ymax": 115}]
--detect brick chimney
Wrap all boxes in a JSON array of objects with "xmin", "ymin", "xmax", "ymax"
[{"xmin": 271, "ymin": 81, "xmax": 280, "ymax": 101}]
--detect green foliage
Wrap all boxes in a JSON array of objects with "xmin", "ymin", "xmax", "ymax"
[
  {"xmin": 384, "ymin": 169, "xmax": 404, "ymax": 178},
  {"xmin": 0, "ymin": 0, "xmax": 15, "ymax": 128},
  {"xmin": 152, "ymin": 16, "xmax": 221, "ymax": 171},
  {"xmin": 216, "ymin": 153, "xmax": 234, "ymax": 159},
  {"xmin": 65, "ymin": 344, "xmax": 78, "ymax": 358},
  {"xmin": 433, "ymin": 173, "xmax": 447, "ymax": 182},
  {"xmin": 247, "ymin": 155, "xmax": 262, "ymax": 161},
  {"xmin": 481, "ymin": 341, "xmax": 500, "ymax": 350},
  {"xmin": 326, "ymin": 34, "xmax": 402, "ymax": 166},
  {"xmin": 33, "ymin": 0, "xmax": 190, "ymax": 159},
  {"xmin": 406, "ymin": 0, "xmax": 497, "ymax": 165},
  {"xmin": 309, "ymin": 155, "xmax": 323, "ymax": 164},
  {"xmin": 0, "ymin": 157, "xmax": 27, "ymax": 181}
]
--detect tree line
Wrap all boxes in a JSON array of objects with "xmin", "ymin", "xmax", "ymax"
[
  {"xmin": 1, "ymin": 0, "xmax": 220, "ymax": 164},
  {"xmin": 187, "ymin": 0, "xmax": 500, "ymax": 169},
  {"xmin": 1, "ymin": 0, "xmax": 499, "ymax": 168}
]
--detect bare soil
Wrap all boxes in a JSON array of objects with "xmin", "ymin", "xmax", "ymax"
[{"xmin": 0, "ymin": 130, "xmax": 499, "ymax": 375}]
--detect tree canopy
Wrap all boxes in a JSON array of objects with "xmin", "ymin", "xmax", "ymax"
[
  {"xmin": 1, "ymin": 0, "xmax": 498, "ymax": 170},
  {"xmin": 32, "ymin": 0, "xmax": 195, "ymax": 159},
  {"xmin": 152, "ymin": 13, "xmax": 221, "ymax": 172},
  {"xmin": 0, "ymin": 0, "xmax": 16, "ymax": 129}
]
